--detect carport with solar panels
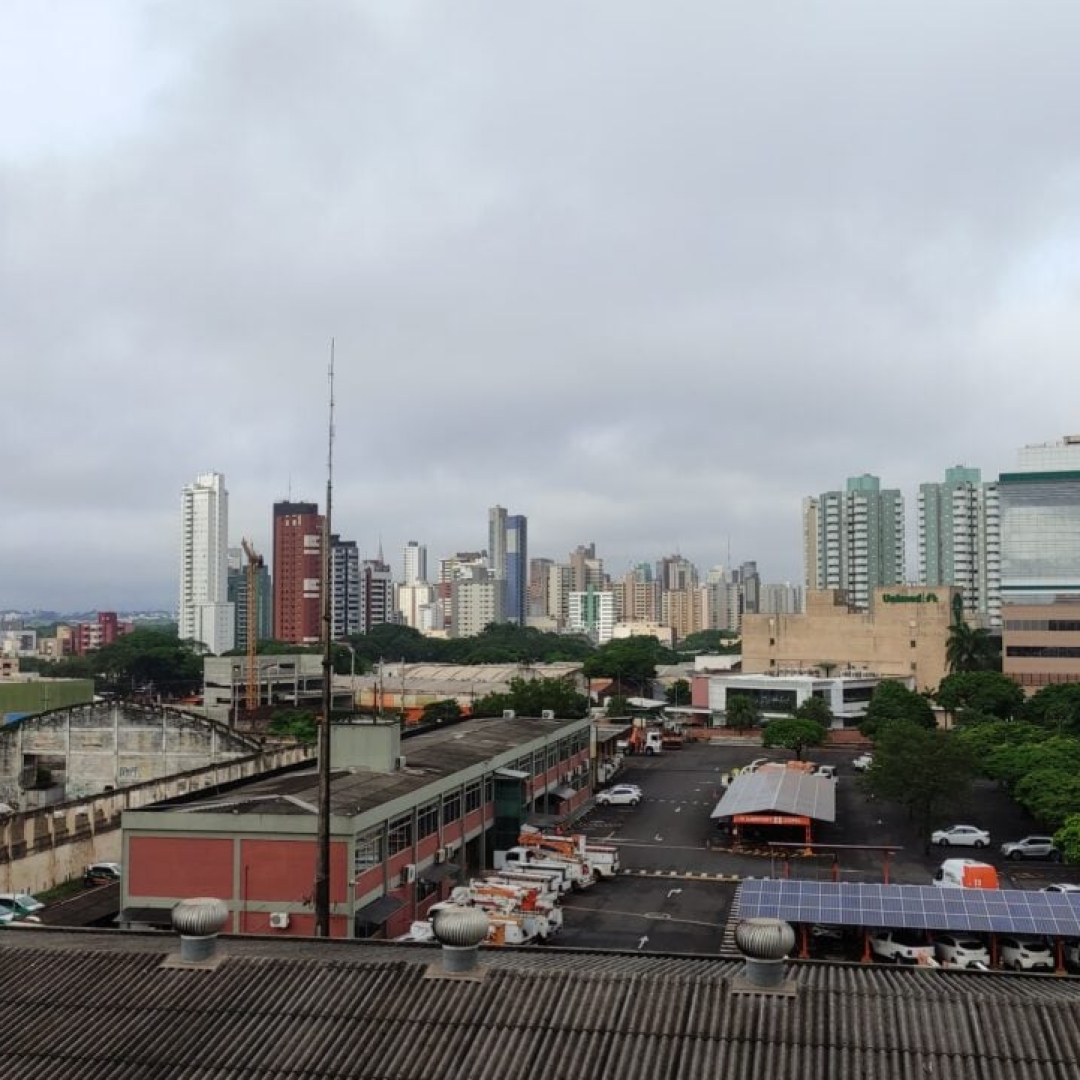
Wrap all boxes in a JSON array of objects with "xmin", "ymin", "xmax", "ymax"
[{"xmin": 737, "ymin": 879, "xmax": 1080, "ymax": 972}]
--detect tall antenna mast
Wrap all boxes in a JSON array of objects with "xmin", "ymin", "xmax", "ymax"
[{"xmin": 315, "ymin": 339, "xmax": 335, "ymax": 937}]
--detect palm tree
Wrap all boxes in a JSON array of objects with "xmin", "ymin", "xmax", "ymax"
[{"xmin": 945, "ymin": 621, "xmax": 997, "ymax": 673}]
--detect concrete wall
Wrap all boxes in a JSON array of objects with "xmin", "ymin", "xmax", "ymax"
[
  {"xmin": 0, "ymin": 701, "xmax": 261, "ymax": 806},
  {"xmin": 0, "ymin": 744, "xmax": 309, "ymax": 895}
]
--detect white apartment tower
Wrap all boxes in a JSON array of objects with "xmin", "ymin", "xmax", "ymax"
[
  {"xmin": 178, "ymin": 472, "xmax": 235, "ymax": 654},
  {"xmin": 918, "ymin": 466, "xmax": 1001, "ymax": 627},
  {"xmin": 403, "ymin": 541, "xmax": 427, "ymax": 586},
  {"xmin": 804, "ymin": 474, "xmax": 905, "ymax": 611}
]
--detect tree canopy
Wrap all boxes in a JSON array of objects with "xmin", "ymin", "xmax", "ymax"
[
  {"xmin": 794, "ymin": 695, "xmax": 834, "ymax": 727},
  {"xmin": 934, "ymin": 671, "xmax": 1024, "ymax": 721},
  {"xmin": 863, "ymin": 720, "xmax": 976, "ymax": 841},
  {"xmin": 665, "ymin": 679, "xmax": 691, "ymax": 706},
  {"xmin": 860, "ymin": 680, "xmax": 936, "ymax": 736},
  {"xmin": 724, "ymin": 694, "xmax": 761, "ymax": 730},
  {"xmin": 471, "ymin": 676, "xmax": 588, "ymax": 719},
  {"xmin": 581, "ymin": 636, "xmax": 673, "ymax": 693},
  {"xmin": 762, "ymin": 717, "xmax": 827, "ymax": 760},
  {"xmin": 1021, "ymin": 683, "xmax": 1080, "ymax": 735}
]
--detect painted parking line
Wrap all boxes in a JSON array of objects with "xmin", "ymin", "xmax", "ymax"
[{"xmin": 620, "ymin": 869, "xmax": 742, "ymax": 882}]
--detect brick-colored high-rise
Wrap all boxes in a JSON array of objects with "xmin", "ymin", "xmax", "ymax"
[{"xmin": 272, "ymin": 501, "xmax": 323, "ymax": 645}]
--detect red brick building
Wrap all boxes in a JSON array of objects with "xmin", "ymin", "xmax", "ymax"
[
  {"xmin": 272, "ymin": 501, "xmax": 324, "ymax": 645},
  {"xmin": 121, "ymin": 714, "xmax": 593, "ymax": 938}
]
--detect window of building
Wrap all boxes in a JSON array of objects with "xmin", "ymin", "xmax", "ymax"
[
  {"xmin": 354, "ymin": 828, "xmax": 383, "ymax": 875},
  {"xmin": 387, "ymin": 814, "xmax": 413, "ymax": 857},
  {"xmin": 443, "ymin": 790, "xmax": 461, "ymax": 823},
  {"xmin": 484, "ymin": 777, "xmax": 493, "ymax": 804},
  {"xmin": 417, "ymin": 801, "xmax": 439, "ymax": 840},
  {"xmin": 465, "ymin": 781, "xmax": 482, "ymax": 814}
]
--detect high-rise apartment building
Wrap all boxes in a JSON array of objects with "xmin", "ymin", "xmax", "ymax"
[
  {"xmin": 568, "ymin": 588, "xmax": 616, "ymax": 644},
  {"xmin": 179, "ymin": 472, "xmax": 235, "ymax": 654},
  {"xmin": 360, "ymin": 557, "xmax": 395, "ymax": 633},
  {"xmin": 402, "ymin": 541, "xmax": 427, "ymax": 586},
  {"xmin": 330, "ymin": 535, "xmax": 360, "ymax": 639},
  {"xmin": 804, "ymin": 474, "xmax": 905, "ymax": 611},
  {"xmin": 451, "ymin": 571, "xmax": 506, "ymax": 638},
  {"xmin": 918, "ymin": 466, "xmax": 1000, "ymax": 627},
  {"xmin": 227, "ymin": 548, "xmax": 272, "ymax": 653},
  {"xmin": 999, "ymin": 435, "xmax": 1080, "ymax": 687},
  {"xmin": 272, "ymin": 501, "xmax": 323, "ymax": 645},
  {"xmin": 528, "ymin": 558, "xmax": 554, "ymax": 618}
]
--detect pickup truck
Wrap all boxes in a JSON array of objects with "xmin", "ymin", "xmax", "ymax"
[{"xmin": 499, "ymin": 846, "xmax": 595, "ymax": 889}]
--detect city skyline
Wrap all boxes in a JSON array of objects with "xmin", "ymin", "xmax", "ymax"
[{"xmin": 5, "ymin": 5, "xmax": 1080, "ymax": 609}]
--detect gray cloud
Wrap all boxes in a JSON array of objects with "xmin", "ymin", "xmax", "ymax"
[{"xmin": 4, "ymin": 2, "xmax": 1080, "ymax": 609}]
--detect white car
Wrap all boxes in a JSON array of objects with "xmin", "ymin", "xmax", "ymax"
[
  {"xmin": 931, "ymin": 825, "xmax": 990, "ymax": 849},
  {"xmin": 595, "ymin": 785, "xmax": 642, "ymax": 807},
  {"xmin": 1043, "ymin": 883, "xmax": 1080, "ymax": 893},
  {"xmin": 869, "ymin": 929, "xmax": 935, "ymax": 965},
  {"xmin": 0, "ymin": 892, "xmax": 43, "ymax": 914},
  {"xmin": 852, "ymin": 754, "xmax": 873, "ymax": 771},
  {"xmin": 998, "ymin": 935, "xmax": 1054, "ymax": 972},
  {"xmin": 934, "ymin": 933, "xmax": 990, "ymax": 969}
]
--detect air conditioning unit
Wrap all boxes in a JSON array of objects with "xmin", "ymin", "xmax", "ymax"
[
  {"xmin": 402, "ymin": 863, "xmax": 417, "ymax": 884},
  {"xmin": 502, "ymin": 710, "xmax": 516, "ymax": 719},
  {"xmin": 541, "ymin": 709, "xmax": 555, "ymax": 720},
  {"xmin": 269, "ymin": 912, "xmax": 290, "ymax": 929},
  {"xmin": 434, "ymin": 847, "xmax": 447, "ymax": 864}
]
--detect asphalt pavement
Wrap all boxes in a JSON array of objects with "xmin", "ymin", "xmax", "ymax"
[{"xmin": 557, "ymin": 739, "xmax": 1079, "ymax": 955}]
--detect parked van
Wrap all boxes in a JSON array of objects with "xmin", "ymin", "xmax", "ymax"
[{"xmin": 932, "ymin": 859, "xmax": 1000, "ymax": 889}]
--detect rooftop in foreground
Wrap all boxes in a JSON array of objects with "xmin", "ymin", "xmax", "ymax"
[{"xmin": 2, "ymin": 926, "xmax": 1079, "ymax": 1079}]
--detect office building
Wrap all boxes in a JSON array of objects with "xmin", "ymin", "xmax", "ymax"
[
  {"xmin": 918, "ymin": 466, "xmax": 1001, "ymax": 627},
  {"xmin": 527, "ymin": 557, "xmax": 554, "ymax": 618},
  {"xmin": 272, "ymin": 501, "xmax": 323, "ymax": 645},
  {"xmin": 178, "ymin": 472, "xmax": 235, "ymax": 655},
  {"xmin": 804, "ymin": 474, "xmax": 905, "ymax": 611},
  {"xmin": 999, "ymin": 435, "xmax": 1080, "ymax": 687},
  {"xmin": 486, "ymin": 506, "xmax": 527, "ymax": 625}
]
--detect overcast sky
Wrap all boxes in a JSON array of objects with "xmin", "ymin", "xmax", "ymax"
[{"xmin": 4, "ymin": 2, "xmax": 1080, "ymax": 612}]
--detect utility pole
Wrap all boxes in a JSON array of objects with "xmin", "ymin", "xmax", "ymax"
[{"xmin": 315, "ymin": 340, "xmax": 335, "ymax": 937}]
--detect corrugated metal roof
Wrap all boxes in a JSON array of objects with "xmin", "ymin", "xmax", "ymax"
[
  {"xmin": 2, "ymin": 929, "xmax": 1080, "ymax": 1079},
  {"xmin": 710, "ymin": 768, "xmax": 836, "ymax": 822}
]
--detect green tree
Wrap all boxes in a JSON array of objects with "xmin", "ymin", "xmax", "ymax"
[
  {"xmin": 91, "ymin": 629, "xmax": 204, "ymax": 698},
  {"xmin": 471, "ymin": 677, "xmax": 588, "ymax": 719},
  {"xmin": 863, "ymin": 721, "xmax": 976, "ymax": 842},
  {"xmin": 860, "ymin": 680, "xmax": 936, "ymax": 736},
  {"xmin": 935, "ymin": 671, "xmax": 1023, "ymax": 721},
  {"xmin": 1054, "ymin": 814, "xmax": 1080, "ymax": 864},
  {"xmin": 725, "ymin": 694, "xmax": 761, "ymax": 731},
  {"xmin": 679, "ymin": 630, "xmax": 740, "ymax": 655},
  {"xmin": 582, "ymin": 636, "xmax": 672, "ymax": 695},
  {"xmin": 1013, "ymin": 768, "xmax": 1080, "ymax": 831},
  {"xmin": 665, "ymin": 679, "xmax": 691, "ymax": 707},
  {"xmin": 794, "ymin": 695, "xmax": 834, "ymax": 727},
  {"xmin": 605, "ymin": 694, "xmax": 632, "ymax": 718},
  {"xmin": 1022, "ymin": 683, "xmax": 1080, "ymax": 735},
  {"xmin": 268, "ymin": 709, "xmax": 318, "ymax": 744},
  {"xmin": 420, "ymin": 699, "xmax": 463, "ymax": 724},
  {"xmin": 762, "ymin": 718, "xmax": 827, "ymax": 760},
  {"xmin": 945, "ymin": 621, "xmax": 999, "ymax": 673}
]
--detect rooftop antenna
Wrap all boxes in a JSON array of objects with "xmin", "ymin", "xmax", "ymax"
[{"xmin": 315, "ymin": 338, "xmax": 335, "ymax": 938}]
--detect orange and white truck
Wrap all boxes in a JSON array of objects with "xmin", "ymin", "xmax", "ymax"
[{"xmin": 517, "ymin": 828, "xmax": 621, "ymax": 879}]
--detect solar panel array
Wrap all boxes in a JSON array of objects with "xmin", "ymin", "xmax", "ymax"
[{"xmin": 737, "ymin": 879, "xmax": 1080, "ymax": 937}]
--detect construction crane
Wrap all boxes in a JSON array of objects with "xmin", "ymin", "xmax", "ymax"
[{"xmin": 240, "ymin": 538, "xmax": 264, "ymax": 713}]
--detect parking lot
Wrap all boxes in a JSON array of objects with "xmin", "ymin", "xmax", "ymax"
[{"xmin": 555, "ymin": 739, "xmax": 1080, "ymax": 955}]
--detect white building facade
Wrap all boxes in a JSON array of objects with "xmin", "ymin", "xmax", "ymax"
[{"xmin": 178, "ymin": 472, "xmax": 235, "ymax": 655}]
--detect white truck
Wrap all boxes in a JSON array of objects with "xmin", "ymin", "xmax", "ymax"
[
  {"xmin": 518, "ymin": 828, "xmax": 621, "ymax": 879},
  {"xmin": 488, "ymin": 865, "xmax": 572, "ymax": 896},
  {"xmin": 498, "ymin": 846, "xmax": 595, "ymax": 889}
]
